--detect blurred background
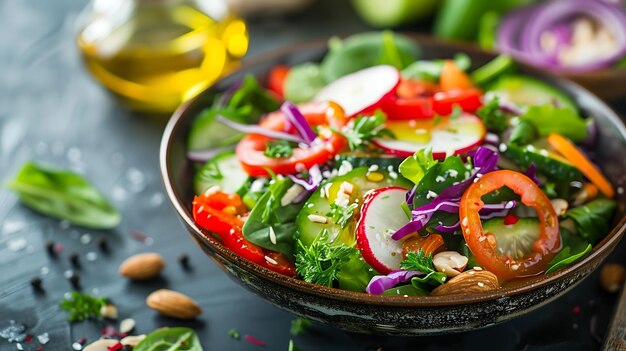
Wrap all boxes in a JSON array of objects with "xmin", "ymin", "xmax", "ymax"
[{"xmin": 1, "ymin": 0, "xmax": 626, "ymax": 350}]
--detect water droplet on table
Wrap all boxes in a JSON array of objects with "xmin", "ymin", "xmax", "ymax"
[
  {"xmin": 86, "ymin": 252, "xmax": 98, "ymax": 261},
  {"xmin": 2, "ymin": 220, "xmax": 26, "ymax": 236},
  {"xmin": 37, "ymin": 333, "xmax": 50, "ymax": 345},
  {"xmin": 111, "ymin": 185, "xmax": 127, "ymax": 202},
  {"xmin": 40, "ymin": 266, "xmax": 49, "ymax": 275},
  {"xmin": 150, "ymin": 192, "xmax": 164, "ymax": 207},
  {"xmin": 125, "ymin": 167, "xmax": 146, "ymax": 193},
  {"xmin": 80, "ymin": 233, "xmax": 92, "ymax": 245},
  {"xmin": 66, "ymin": 147, "xmax": 82, "ymax": 163},
  {"xmin": 7, "ymin": 238, "xmax": 27, "ymax": 252}
]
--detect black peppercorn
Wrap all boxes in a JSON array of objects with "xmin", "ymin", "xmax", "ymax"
[
  {"xmin": 45, "ymin": 240, "xmax": 56, "ymax": 256},
  {"xmin": 30, "ymin": 277, "xmax": 43, "ymax": 292},
  {"xmin": 69, "ymin": 252, "xmax": 80, "ymax": 268}
]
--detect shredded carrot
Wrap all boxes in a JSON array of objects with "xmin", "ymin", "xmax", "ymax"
[
  {"xmin": 439, "ymin": 60, "xmax": 474, "ymax": 91},
  {"xmin": 547, "ymin": 133, "xmax": 614, "ymax": 198}
]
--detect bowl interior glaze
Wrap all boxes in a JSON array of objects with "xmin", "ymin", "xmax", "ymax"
[{"xmin": 161, "ymin": 35, "xmax": 626, "ymax": 334}]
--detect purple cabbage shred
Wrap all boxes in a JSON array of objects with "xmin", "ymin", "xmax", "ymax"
[{"xmin": 365, "ymin": 270, "xmax": 423, "ymax": 295}]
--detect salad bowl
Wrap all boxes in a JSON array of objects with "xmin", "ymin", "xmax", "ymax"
[{"xmin": 160, "ymin": 34, "xmax": 626, "ymax": 335}]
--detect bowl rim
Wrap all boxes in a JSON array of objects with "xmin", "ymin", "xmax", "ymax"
[{"xmin": 160, "ymin": 34, "xmax": 626, "ymax": 307}]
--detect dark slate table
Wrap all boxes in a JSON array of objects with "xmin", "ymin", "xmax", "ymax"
[{"xmin": 1, "ymin": 0, "xmax": 624, "ymax": 350}]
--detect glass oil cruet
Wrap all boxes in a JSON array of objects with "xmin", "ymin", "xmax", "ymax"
[{"xmin": 77, "ymin": 0, "xmax": 248, "ymax": 114}]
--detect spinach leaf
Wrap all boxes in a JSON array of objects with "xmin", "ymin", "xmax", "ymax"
[
  {"xmin": 398, "ymin": 148, "xmax": 438, "ymax": 185},
  {"xmin": 290, "ymin": 318, "xmax": 311, "ymax": 336},
  {"xmin": 519, "ymin": 104, "xmax": 588, "ymax": 142},
  {"xmin": 545, "ymin": 227, "xmax": 593, "ymax": 274},
  {"xmin": 321, "ymin": 31, "xmax": 420, "ymax": 82},
  {"xmin": 382, "ymin": 284, "xmax": 429, "ymax": 297},
  {"xmin": 134, "ymin": 327, "xmax": 202, "ymax": 351},
  {"xmin": 6, "ymin": 162, "xmax": 121, "ymax": 229},
  {"xmin": 242, "ymin": 177, "xmax": 304, "ymax": 258},
  {"xmin": 284, "ymin": 63, "xmax": 326, "ymax": 103},
  {"xmin": 508, "ymin": 119, "xmax": 539, "ymax": 145},
  {"xmin": 402, "ymin": 53, "xmax": 471, "ymax": 82},
  {"xmin": 187, "ymin": 75, "xmax": 280, "ymax": 150},
  {"xmin": 566, "ymin": 198, "xmax": 617, "ymax": 244},
  {"xmin": 264, "ymin": 140, "xmax": 294, "ymax": 158}
]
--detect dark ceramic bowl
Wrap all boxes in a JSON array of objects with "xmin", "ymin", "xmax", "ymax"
[{"xmin": 160, "ymin": 35, "xmax": 626, "ymax": 335}]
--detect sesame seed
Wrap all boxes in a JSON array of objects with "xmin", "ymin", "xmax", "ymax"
[
  {"xmin": 368, "ymin": 164, "xmax": 379, "ymax": 172},
  {"xmin": 473, "ymin": 267, "xmax": 483, "ymax": 270},
  {"xmin": 477, "ymin": 282, "xmax": 485, "ymax": 287},
  {"xmin": 462, "ymin": 217, "xmax": 468, "ymax": 226},
  {"xmin": 269, "ymin": 227, "xmax": 277, "ymax": 245},
  {"xmin": 469, "ymin": 271, "xmax": 475, "ymax": 275},
  {"xmin": 204, "ymin": 185, "xmax": 221, "ymax": 196},
  {"xmin": 307, "ymin": 214, "xmax": 328, "ymax": 224},
  {"xmin": 498, "ymin": 143, "xmax": 508, "ymax": 152},
  {"xmin": 264, "ymin": 256, "xmax": 278, "ymax": 265},
  {"xmin": 197, "ymin": 205, "xmax": 204, "ymax": 214},
  {"xmin": 479, "ymin": 236, "xmax": 486, "ymax": 242},
  {"xmin": 511, "ymin": 264, "xmax": 519, "ymax": 270},
  {"xmin": 426, "ymin": 191, "xmax": 438, "ymax": 199}
]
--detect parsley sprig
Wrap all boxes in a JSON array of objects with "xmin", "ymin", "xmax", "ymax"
[
  {"xmin": 59, "ymin": 291, "xmax": 107, "ymax": 322},
  {"xmin": 326, "ymin": 203, "xmax": 358, "ymax": 229},
  {"xmin": 295, "ymin": 230, "xmax": 358, "ymax": 287},
  {"xmin": 264, "ymin": 140, "xmax": 295, "ymax": 158},
  {"xmin": 400, "ymin": 249, "xmax": 447, "ymax": 285},
  {"xmin": 333, "ymin": 110, "xmax": 394, "ymax": 151},
  {"xmin": 290, "ymin": 318, "xmax": 311, "ymax": 336}
]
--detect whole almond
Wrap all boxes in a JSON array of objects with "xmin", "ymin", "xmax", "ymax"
[
  {"xmin": 431, "ymin": 269, "xmax": 499, "ymax": 296},
  {"xmin": 119, "ymin": 253, "xmax": 165, "ymax": 280},
  {"xmin": 146, "ymin": 289, "xmax": 202, "ymax": 319}
]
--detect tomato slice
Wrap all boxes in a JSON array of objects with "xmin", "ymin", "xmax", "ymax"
[
  {"xmin": 433, "ymin": 89, "xmax": 482, "ymax": 116},
  {"xmin": 193, "ymin": 192, "xmax": 297, "ymax": 276},
  {"xmin": 236, "ymin": 102, "xmax": 348, "ymax": 177},
  {"xmin": 268, "ymin": 65, "xmax": 290, "ymax": 99},
  {"xmin": 193, "ymin": 192, "xmax": 265, "ymax": 265},
  {"xmin": 459, "ymin": 170, "xmax": 561, "ymax": 280}
]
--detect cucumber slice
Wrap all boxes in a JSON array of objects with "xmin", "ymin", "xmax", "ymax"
[
  {"xmin": 504, "ymin": 143, "xmax": 582, "ymax": 182},
  {"xmin": 483, "ymin": 217, "xmax": 540, "ymax": 260},
  {"xmin": 488, "ymin": 75, "xmax": 576, "ymax": 110},
  {"xmin": 296, "ymin": 166, "xmax": 412, "ymax": 248},
  {"xmin": 334, "ymin": 153, "xmax": 404, "ymax": 170},
  {"xmin": 187, "ymin": 109, "xmax": 245, "ymax": 151},
  {"xmin": 193, "ymin": 151, "xmax": 249, "ymax": 195}
]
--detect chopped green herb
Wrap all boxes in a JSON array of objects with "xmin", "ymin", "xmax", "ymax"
[
  {"xmin": 295, "ymin": 231, "xmax": 359, "ymax": 287},
  {"xmin": 228, "ymin": 328, "xmax": 241, "ymax": 340},
  {"xmin": 326, "ymin": 202, "xmax": 358, "ymax": 229},
  {"xmin": 59, "ymin": 291, "xmax": 107, "ymax": 322},
  {"xmin": 476, "ymin": 97, "xmax": 509, "ymax": 133},
  {"xmin": 398, "ymin": 148, "xmax": 438, "ymax": 185},
  {"xmin": 333, "ymin": 110, "xmax": 394, "ymax": 151},
  {"xmin": 400, "ymin": 249, "xmax": 447, "ymax": 285},
  {"xmin": 264, "ymin": 140, "xmax": 295, "ymax": 158},
  {"xmin": 290, "ymin": 318, "xmax": 312, "ymax": 336}
]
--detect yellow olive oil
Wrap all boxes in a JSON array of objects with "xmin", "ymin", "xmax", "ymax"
[{"xmin": 78, "ymin": 3, "xmax": 248, "ymax": 113}]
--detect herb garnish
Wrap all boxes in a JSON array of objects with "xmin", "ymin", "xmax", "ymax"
[
  {"xmin": 400, "ymin": 249, "xmax": 447, "ymax": 285},
  {"xmin": 333, "ymin": 110, "xmax": 394, "ymax": 151},
  {"xmin": 290, "ymin": 318, "xmax": 312, "ymax": 336},
  {"xmin": 264, "ymin": 140, "xmax": 295, "ymax": 158},
  {"xmin": 476, "ymin": 97, "xmax": 508, "ymax": 133},
  {"xmin": 59, "ymin": 291, "xmax": 107, "ymax": 322},
  {"xmin": 228, "ymin": 328, "xmax": 241, "ymax": 340},
  {"xmin": 326, "ymin": 203, "xmax": 358, "ymax": 229},
  {"xmin": 295, "ymin": 231, "xmax": 358, "ymax": 287}
]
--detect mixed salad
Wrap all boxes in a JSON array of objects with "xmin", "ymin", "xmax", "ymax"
[{"xmin": 185, "ymin": 32, "xmax": 617, "ymax": 297}]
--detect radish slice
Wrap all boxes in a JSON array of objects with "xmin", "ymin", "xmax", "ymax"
[
  {"xmin": 314, "ymin": 65, "xmax": 400, "ymax": 117},
  {"xmin": 373, "ymin": 113, "xmax": 486, "ymax": 159},
  {"xmin": 357, "ymin": 186, "xmax": 410, "ymax": 274}
]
